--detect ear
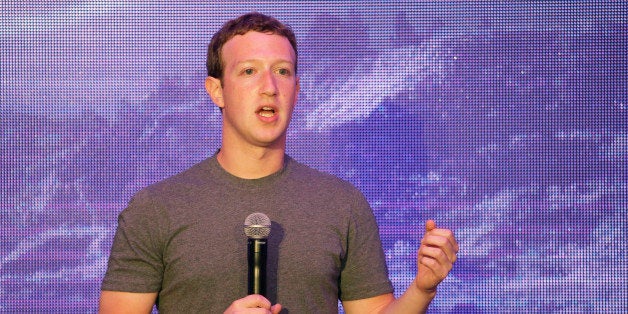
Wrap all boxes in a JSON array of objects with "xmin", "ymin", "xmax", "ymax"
[
  {"xmin": 205, "ymin": 76, "xmax": 224, "ymax": 109},
  {"xmin": 294, "ymin": 76, "xmax": 300, "ymax": 105}
]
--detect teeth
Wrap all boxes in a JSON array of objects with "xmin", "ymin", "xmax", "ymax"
[
  {"xmin": 258, "ymin": 107, "xmax": 275, "ymax": 117},
  {"xmin": 259, "ymin": 111, "xmax": 274, "ymax": 117}
]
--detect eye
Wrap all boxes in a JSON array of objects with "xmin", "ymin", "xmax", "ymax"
[
  {"xmin": 243, "ymin": 68, "xmax": 255, "ymax": 75},
  {"xmin": 277, "ymin": 68, "xmax": 291, "ymax": 76}
]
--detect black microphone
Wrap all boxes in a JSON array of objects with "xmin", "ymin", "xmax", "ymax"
[{"xmin": 244, "ymin": 212, "xmax": 271, "ymax": 297}]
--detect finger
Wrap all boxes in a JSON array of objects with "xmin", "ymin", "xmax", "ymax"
[
  {"xmin": 425, "ymin": 219, "xmax": 437, "ymax": 232},
  {"xmin": 423, "ymin": 220, "xmax": 459, "ymax": 253},
  {"xmin": 271, "ymin": 303, "xmax": 282, "ymax": 314},
  {"xmin": 419, "ymin": 253, "xmax": 451, "ymax": 280},
  {"xmin": 242, "ymin": 294, "xmax": 272, "ymax": 310},
  {"xmin": 424, "ymin": 228, "xmax": 459, "ymax": 253},
  {"xmin": 420, "ymin": 245, "xmax": 455, "ymax": 269},
  {"xmin": 420, "ymin": 246, "xmax": 453, "ymax": 278},
  {"xmin": 421, "ymin": 234, "xmax": 458, "ymax": 264}
]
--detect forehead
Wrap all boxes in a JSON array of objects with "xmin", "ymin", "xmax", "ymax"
[{"xmin": 221, "ymin": 31, "xmax": 296, "ymax": 66}]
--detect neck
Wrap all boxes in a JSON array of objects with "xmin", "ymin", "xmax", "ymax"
[{"xmin": 216, "ymin": 145, "xmax": 286, "ymax": 179}]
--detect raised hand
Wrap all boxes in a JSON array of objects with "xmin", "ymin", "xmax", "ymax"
[{"xmin": 415, "ymin": 220, "xmax": 459, "ymax": 293}]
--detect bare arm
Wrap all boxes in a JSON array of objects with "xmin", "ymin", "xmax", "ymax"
[
  {"xmin": 342, "ymin": 287, "xmax": 436, "ymax": 314},
  {"xmin": 99, "ymin": 291, "xmax": 158, "ymax": 314},
  {"xmin": 343, "ymin": 220, "xmax": 459, "ymax": 314}
]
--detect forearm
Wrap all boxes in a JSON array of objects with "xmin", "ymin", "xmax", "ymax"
[
  {"xmin": 99, "ymin": 291, "xmax": 157, "ymax": 314},
  {"xmin": 382, "ymin": 280, "xmax": 436, "ymax": 314}
]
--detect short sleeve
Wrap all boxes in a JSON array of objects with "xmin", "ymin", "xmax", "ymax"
[
  {"xmin": 101, "ymin": 190, "xmax": 168, "ymax": 293},
  {"xmin": 338, "ymin": 190, "xmax": 394, "ymax": 301}
]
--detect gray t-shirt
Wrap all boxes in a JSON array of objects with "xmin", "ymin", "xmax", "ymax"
[{"xmin": 101, "ymin": 155, "xmax": 393, "ymax": 313}]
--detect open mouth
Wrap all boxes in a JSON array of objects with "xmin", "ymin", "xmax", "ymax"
[{"xmin": 257, "ymin": 106, "xmax": 276, "ymax": 117}]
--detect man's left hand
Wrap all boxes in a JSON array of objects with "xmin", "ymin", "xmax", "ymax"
[{"xmin": 414, "ymin": 220, "xmax": 459, "ymax": 293}]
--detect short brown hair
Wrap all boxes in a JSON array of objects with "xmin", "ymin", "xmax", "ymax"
[{"xmin": 206, "ymin": 12, "xmax": 298, "ymax": 79}]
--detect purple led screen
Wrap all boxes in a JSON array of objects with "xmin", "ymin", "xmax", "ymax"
[{"xmin": 1, "ymin": 2, "xmax": 626, "ymax": 313}]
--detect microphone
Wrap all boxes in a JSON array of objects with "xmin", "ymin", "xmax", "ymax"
[{"xmin": 244, "ymin": 212, "xmax": 271, "ymax": 297}]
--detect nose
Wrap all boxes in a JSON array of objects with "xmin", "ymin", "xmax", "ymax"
[{"xmin": 260, "ymin": 70, "xmax": 278, "ymax": 96}]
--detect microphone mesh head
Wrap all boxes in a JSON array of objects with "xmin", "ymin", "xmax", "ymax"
[{"xmin": 244, "ymin": 212, "xmax": 271, "ymax": 239}]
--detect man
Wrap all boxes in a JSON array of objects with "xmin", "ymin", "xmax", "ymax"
[{"xmin": 100, "ymin": 12, "xmax": 458, "ymax": 313}]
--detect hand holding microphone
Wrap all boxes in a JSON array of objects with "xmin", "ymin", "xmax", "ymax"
[
  {"xmin": 243, "ymin": 212, "xmax": 271, "ymax": 297},
  {"xmin": 223, "ymin": 213, "xmax": 281, "ymax": 314}
]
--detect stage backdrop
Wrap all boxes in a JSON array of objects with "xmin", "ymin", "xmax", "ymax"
[{"xmin": 1, "ymin": 1, "xmax": 626, "ymax": 313}]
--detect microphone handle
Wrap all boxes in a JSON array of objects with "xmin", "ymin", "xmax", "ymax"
[{"xmin": 247, "ymin": 238, "xmax": 267, "ymax": 296}]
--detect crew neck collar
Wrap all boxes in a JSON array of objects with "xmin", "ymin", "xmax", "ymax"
[{"xmin": 207, "ymin": 152, "xmax": 291, "ymax": 189}]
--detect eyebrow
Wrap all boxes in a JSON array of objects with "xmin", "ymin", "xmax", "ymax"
[{"xmin": 235, "ymin": 59, "xmax": 295, "ymax": 67}]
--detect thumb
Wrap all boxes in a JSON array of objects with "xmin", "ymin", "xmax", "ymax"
[
  {"xmin": 425, "ymin": 219, "xmax": 437, "ymax": 233},
  {"xmin": 271, "ymin": 303, "xmax": 282, "ymax": 314}
]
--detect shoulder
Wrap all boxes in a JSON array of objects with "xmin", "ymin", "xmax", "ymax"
[
  {"xmin": 284, "ymin": 156, "xmax": 369, "ymax": 207},
  {"xmin": 139, "ymin": 157, "xmax": 214, "ymax": 198},
  {"xmin": 122, "ymin": 157, "xmax": 216, "ymax": 216},
  {"xmin": 286, "ymin": 156, "xmax": 358, "ymax": 190}
]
